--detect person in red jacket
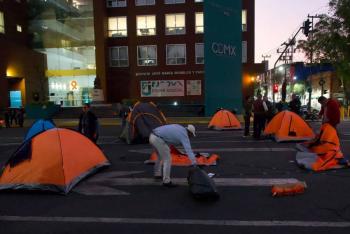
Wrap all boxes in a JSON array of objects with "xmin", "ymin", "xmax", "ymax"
[{"xmin": 318, "ymin": 96, "xmax": 340, "ymax": 129}]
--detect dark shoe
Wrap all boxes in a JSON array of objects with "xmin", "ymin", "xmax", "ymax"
[
  {"xmin": 162, "ymin": 182, "xmax": 178, "ymax": 188},
  {"xmin": 154, "ymin": 176, "xmax": 162, "ymax": 180}
]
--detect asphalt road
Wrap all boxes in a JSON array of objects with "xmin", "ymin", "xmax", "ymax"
[{"xmin": 1, "ymin": 121, "xmax": 350, "ymax": 234}]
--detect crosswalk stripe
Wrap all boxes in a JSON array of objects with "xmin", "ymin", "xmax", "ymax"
[{"xmin": 1, "ymin": 216, "xmax": 349, "ymax": 228}]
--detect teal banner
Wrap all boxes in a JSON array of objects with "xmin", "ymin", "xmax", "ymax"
[{"xmin": 204, "ymin": 0, "xmax": 242, "ymax": 116}]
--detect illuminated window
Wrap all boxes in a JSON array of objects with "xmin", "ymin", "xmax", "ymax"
[
  {"xmin": 195, "ymin": 43, "xmax": 204, "ymax": 64},
  {"xmin": 108, "ymin": 17, "xmax": 127, "ymax": 37},
  {"xmin": 135, "ymin": 0, "xmax": 155, "ymax": 6},
  {"xmin": 107, "ymin": 0, "xmax": 126, "ymax": 7},
  {"xmin": 165, "ymin": 14, "xmax": 185, "ymax": 35},
  {"xmin": 0, "ymin": 12, "xmax": 4, "ymax": 34},
  {"xmin": 195, "ymin": 12, "xmax": 203, "ymax": 34},
  {"xmin": 242, "ymin": 10, "xmax": 247, "ymax": 32},
  {"xmin": 166, "ymin": 44, "xmax": 186, "ymax": 65},
  {"xmin": 110, "ymin": 46, "xmax": 129, "ymax": 67},
  {"xmin": 16, "ymin": 24, "xmax": 22, "ymax": 32},
  {"xmin": 137, "ymin": 15, "xmax": 156, "ymax": 36},
  {"xmin": 137, "ymin": 45, "xmax": 157, "ymax": 66},
  {"xmin": 165, "ymin": 0, "xmax": 185, "ymax": 4}
]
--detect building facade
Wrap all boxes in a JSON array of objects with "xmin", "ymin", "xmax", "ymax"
[
  {"xmin": 0, "ymin": 0, "xmax": 46, "ymax": 110},
  {"xmin": 28, "ymin": 0, "xmax": 97, "ymax": 107},
  {"xmin": 94, "ymin": 0, "xmax": 264, "ymax": 105},
  {"xmin": 0, "ymin": 0, "xmax": 264, "ymax": 110}
]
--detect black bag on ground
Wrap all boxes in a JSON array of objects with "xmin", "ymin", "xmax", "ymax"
[{"xmin": 187, "ymin": 167, "xmax": 219, "ymax": 200}]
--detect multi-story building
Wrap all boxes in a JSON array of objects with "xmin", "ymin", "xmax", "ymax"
[
  {"xmin": 28, "ymin": 0, "xmax": 96, "ymax": 107},
  {"xmin": 94, "ymin": 0, "xmax": 264, "ymax": 105},
  {"xmin": 0, "ymin": 0, "xmax": 264, "ymax": 111},
  {"xmin": 0, "ymin": 0, "xmax": 46, "ymax": 110}
]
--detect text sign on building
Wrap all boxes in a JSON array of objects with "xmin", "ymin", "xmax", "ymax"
[
  {"xmin": 140, "ymin": 80, "xmax": 184, "ymax": 97},
  {"xmin": 205, "ymin": 0, "xmax": 242, "ymax": 116},
  {"xmin": 187, "ymin": 80, "xmax": 202, "ymax": 96}
]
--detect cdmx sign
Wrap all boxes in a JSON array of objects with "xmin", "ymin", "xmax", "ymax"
[{"xmin": 211, "ymin": 42, "xmax": 236, "ymax": 57}]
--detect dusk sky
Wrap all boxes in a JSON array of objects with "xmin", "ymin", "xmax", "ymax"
[{"xmin": 255, "ymin": 0, "xmax": 330, "ymax": 67}]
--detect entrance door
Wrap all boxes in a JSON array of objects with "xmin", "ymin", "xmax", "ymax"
[{"xmin": 9, "ymin": 91, "xmax": 22, "ymax": 108}]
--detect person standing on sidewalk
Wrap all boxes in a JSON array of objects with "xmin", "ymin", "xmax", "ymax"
[
  {"xmin": 78, "ymin": 103, "xmax": 99, "ymax": 143},
  {"xmin": 243, "ymin": 96, "xmax": 253, "ymax": 137},
  {"xmin": 252, "ymin": 94, "xmax": 265, "ymax": 139},
  {"xmin": 149, "ymin": 124, "xmax": 197, "ymax": 187}
]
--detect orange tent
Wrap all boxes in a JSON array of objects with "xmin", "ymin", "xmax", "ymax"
[
  {"xmin": 264, "ymin": 111, "xmax": 315, "ymax": 142},
  {"xmin": 0, "ymin": 128, "xmax": 110, "ymax": 194},
  {"xmin": 296, "ymin": 123, "xmax": 348, "ymax": 171},
  {"xmin": 145, "ymin": 145, "xmax": 219, "ymax": 166},
  {"xmin": 208, "ymin": 109, "xmax": 242, "ymax": 130}
]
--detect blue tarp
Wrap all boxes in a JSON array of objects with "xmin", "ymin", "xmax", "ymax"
[{"xmin": 24, "ymin": 119, "xmax": 55, "ymax": 141}]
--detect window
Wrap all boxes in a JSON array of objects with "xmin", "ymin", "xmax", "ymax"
[
  {"xmin": 135, "ymin": 0, "xmax": 155, "ymax": 6},
  {"xmin": 137, "ymin": 15, "xmax": 156, "ymax": 36},
  {"xmin": 165, "ymin": 14, "xmax": 185, "ymax": 35},
  {"xmin": 137, "ymin": 45, "xmax": 157, "ymax": 66},
  {"xmin": 0, "ymin": 12, "xmax": 4, "ymax": 34},
  {"xmin": 110, "ymin": 46, "xmax": 129, "ymax": 67},
  {"xmin": 195, "ymin": 43, "xmax": 204, "ymax": 64},
  {"xmin": 242, "ymin": 41, "xmax": 247, "ymax": 63},
  {"xmin": 166, "ymin": 44, "xmax": 186, "ymax": 65},
  {"xmin": 195, "ymin": 12, "xmax": 203, "ymax": 34},
  {"xmin": 242, "ymin": 10, "xmax": 247, "ymax": 32},
  {"xmin": 165, "ymin": 0, "xmax": 185, "ymax": 4},
  {"xmin": 108, "ymin": 17, "xmax": 127, "ymax": 37},
  {"xmin": 107, "ymin": 0, "xmax": 126, "ymax": 7},
  {"xmin": 16, "ymin": 24, "xmax": 22, "ymax": 32}
]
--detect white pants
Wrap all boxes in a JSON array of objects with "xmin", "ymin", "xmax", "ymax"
[{"xmin": 149, "ymin": 133, "xmax": 171, "ymax": 183}]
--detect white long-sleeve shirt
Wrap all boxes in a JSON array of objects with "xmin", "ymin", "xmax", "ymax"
[{"xmin": 152, "ymin": 124, "xmax": 196, "ymax": 164}]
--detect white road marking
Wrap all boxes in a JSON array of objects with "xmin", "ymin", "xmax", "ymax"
[
  {"xmin": 129, "ymin": 148, "xmax": 296, "ymax": 155},
  {"xmin": 108, "ymin": 178, "xmax": 301, "ymax": 187},
  {"xmin": 73, "ymin": 171, "xmax": 145, "ymax": 196},
  {"xmin": 73, "ymin": 185, "xmax": 130, "ymax": 196},
  {"xmin": 1, "ymin": 216, "xmax": 349, "ymax": 228}
]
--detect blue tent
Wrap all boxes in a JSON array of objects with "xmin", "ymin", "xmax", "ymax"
[{"xmin": 24, "ymin": 119, "xmax": 55, "ymax": 141}]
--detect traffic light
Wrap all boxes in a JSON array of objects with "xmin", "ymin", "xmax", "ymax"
[
  {"xmin": 273, "ymin": 84, "xmax": 278, "ymax": 93},
  {"xmin": 303, "ymin": 19, "xmax": 312, "ymax": 37}
]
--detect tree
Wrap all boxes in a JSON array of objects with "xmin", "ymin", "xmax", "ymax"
[{"xmin": 297, "ymin": 0, "xmax": 350, "ymax": 99}]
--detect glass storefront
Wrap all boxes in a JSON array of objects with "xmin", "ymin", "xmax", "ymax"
[{"xmin": 28, "ymin": 0, "xmax": 96, "ymax": 107}]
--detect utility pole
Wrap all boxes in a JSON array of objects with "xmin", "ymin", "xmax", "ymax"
[
  {"xmin": 273, "ymin": 27, "xmax": 303, "ymax": 104},
  {"xmin": 305, "ymin": 14, "xmax": 322, "ymax": 111},
  {"xmin": 262, "ymin": 55, "xmax": 271, "ymax": 95}
]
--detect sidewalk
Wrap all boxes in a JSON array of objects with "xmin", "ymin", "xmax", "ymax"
[{"xmin": 17, "ymin": 116, "xmax": 217, "ymax": 128}]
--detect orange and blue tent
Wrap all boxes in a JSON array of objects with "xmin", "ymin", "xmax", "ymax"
[
  {"xmin": 264, "ymin": 111, "xmax": 315, "ymax": 142},
  {"xmin": 24, "ymin": 119, "xmax": 55, "ymax": 141},
  {"xmin": 208, "ymin": 109, "xmax": 242, "ymax": 130},
  {"xmin": 0, "ymin": 128, "xmax": 110, "ymax": 194}
]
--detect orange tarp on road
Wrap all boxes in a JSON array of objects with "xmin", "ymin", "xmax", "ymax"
[
  {"xmin": 296, "ymin": 123, "xmax": 348, "ymax": 171},
  {"xmin": 145, "ymin": 146, "xmax": 219, "ymax": 166}
]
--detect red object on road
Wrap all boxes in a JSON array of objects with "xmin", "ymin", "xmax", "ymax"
[{"xmin": 271, "ymin": 182, "xmax": 307, "ymax": 197}]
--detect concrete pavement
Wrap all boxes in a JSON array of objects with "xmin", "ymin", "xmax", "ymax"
[{"xmin": 1, "ymin": 122, "xmax": 350, "ymax": 233}]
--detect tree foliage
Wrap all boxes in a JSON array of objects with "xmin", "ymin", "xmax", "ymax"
[{"xmin": 297, "ymin": 0, "xmax": 350, "ymax": 98}]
